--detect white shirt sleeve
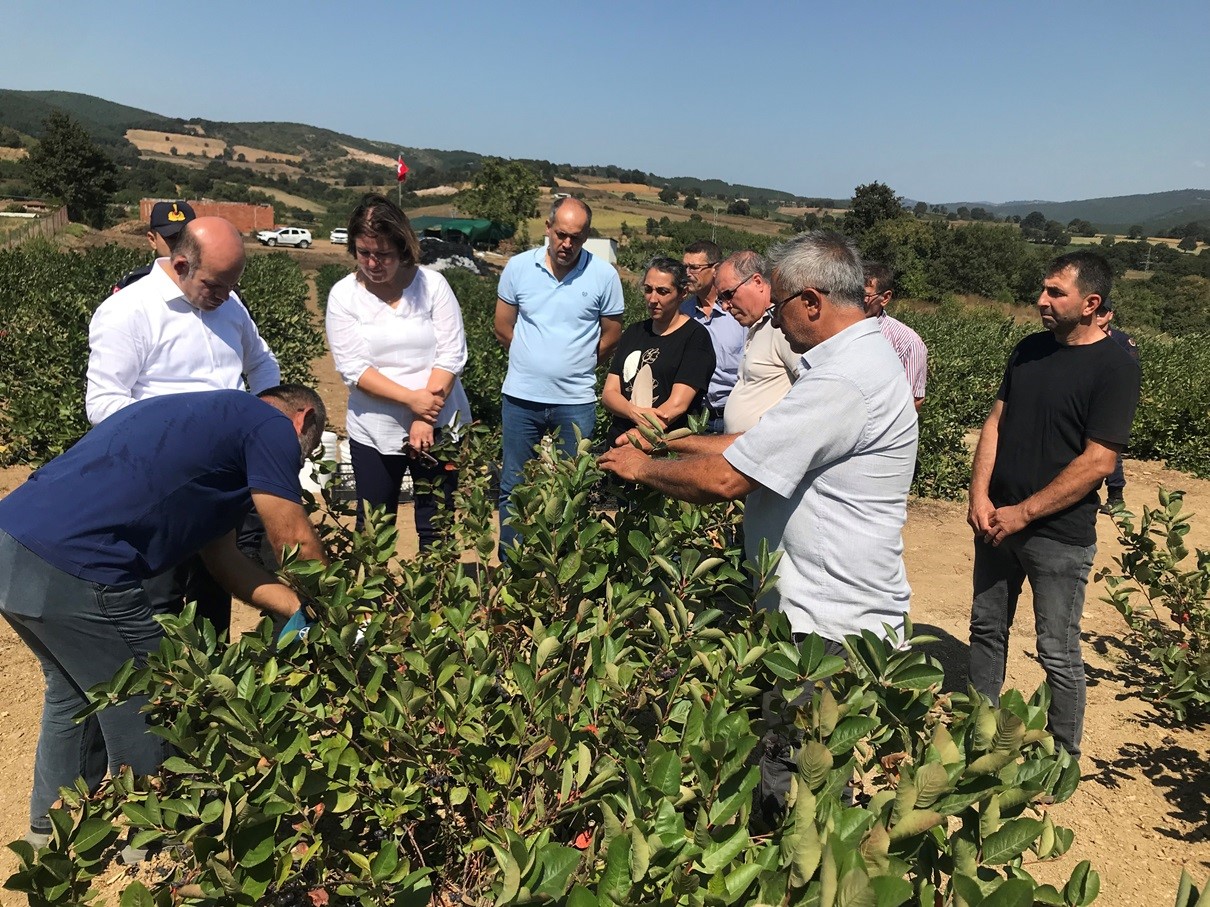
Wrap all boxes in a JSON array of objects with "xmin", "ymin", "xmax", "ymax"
[
  {"xmin": 231, "ymin": 293, "xmax": 281, "ymax": 393},
  {"xmin": 426, "ymin": 271, "xmax": 469, "ymax": 376},
  {"xmin": 325, "ymin": 277, "xmax": 373, "ymax": 389},
  {"xmin": 725, "ymin": 373, "xmax": 868, "ymax": 499},
  {"xmin": 86, "ymin": 296, "xmax": 148, "ymax": 424}
]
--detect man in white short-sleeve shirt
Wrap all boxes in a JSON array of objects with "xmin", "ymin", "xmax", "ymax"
[{"xmin": 599, "ymin": 231, "xmax": 918, "ymax": 644}]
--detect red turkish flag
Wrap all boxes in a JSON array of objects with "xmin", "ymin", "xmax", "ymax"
[{"xmin": 396, "ymin": 155, "xmax": 409, "ymax": 183}]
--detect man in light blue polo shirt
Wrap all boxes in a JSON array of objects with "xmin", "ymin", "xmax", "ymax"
[{"xmin": 494, "ymin": 197, "xmax": 624, "ymax": 550}]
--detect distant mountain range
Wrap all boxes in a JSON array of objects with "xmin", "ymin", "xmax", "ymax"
[
  {"xmin": 2, "ymin": 89, "xmax": 1208, "ymax": 234},
  {"xmin": 940, "ymin": 190, "xmax": 1210, "ymax": 236}
]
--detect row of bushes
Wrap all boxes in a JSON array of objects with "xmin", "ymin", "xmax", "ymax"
[
  {"xmin": 7, "ymin": 428, "xmax": 1100, "ymax": 906},
  {"xmin": 0, "ymin": 242, "xmax": 324, "ymax": 464},
  {"xmin": 5, "ymin": 243, "xmax": 1209, "ymax": 498}
]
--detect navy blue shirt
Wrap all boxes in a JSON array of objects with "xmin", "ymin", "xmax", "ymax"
[{"xmin": 0, "ymin": 391, "xmax": 302, "ymax": 585}]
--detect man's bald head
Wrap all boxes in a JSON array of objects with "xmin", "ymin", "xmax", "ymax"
[{"xmin": 170, "ymin": 217, "xmax": 247, "ymax": 311}]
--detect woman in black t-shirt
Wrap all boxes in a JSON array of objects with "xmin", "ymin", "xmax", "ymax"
[{"xmin": 603, "ymin": 258, "xmax": 716, "ymax": 443}]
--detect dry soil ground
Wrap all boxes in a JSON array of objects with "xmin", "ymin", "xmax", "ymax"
[{"xmin": 0, "ymin": 269, "xmax": 1205, "ymax": 904}]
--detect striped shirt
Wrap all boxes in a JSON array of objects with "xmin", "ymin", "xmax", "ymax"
[{"xmin": 877, "ymin": 313, "xmax": 928, "ymax": 400}]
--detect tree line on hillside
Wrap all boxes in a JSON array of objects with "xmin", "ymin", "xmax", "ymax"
[{"xmin": 11, "ymin": 111, "xmax": 1210, "ymax": 335}]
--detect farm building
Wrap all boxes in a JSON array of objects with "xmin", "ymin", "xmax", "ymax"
[{"xmin": 138, "ymin": 199, "xmax": 275, "ymax": 234}]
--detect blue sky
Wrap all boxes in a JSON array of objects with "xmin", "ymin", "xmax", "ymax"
[{"xmin": 2, "ymin": 0, "xmax": 1207, "ymax": 204}]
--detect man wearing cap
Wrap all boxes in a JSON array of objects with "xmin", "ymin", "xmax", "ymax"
[
  {"xmin": 113, "ymin": 200, "xmax": 196, "ymax": 292},
  {"xmin": 681, "ymin": 240, "xmax": 746, "ymax": 432},
  {"xmin": 863, "ymin": 263, "xmax": 927, "ymax": 411},
  {"xmin": 86, "ymin": 217, "xmax": 281, "ymax": 633},
  {"xmin": 1094, "ymin": 295, "xmax": 1139, "ymax": 511},
  {"xmin": 715, "ymin": 251, "xmax": 801, "ymax": 434},
  {"xmin": 967, "ymin": 251, "xmax": 1141, "ymax": 760}
]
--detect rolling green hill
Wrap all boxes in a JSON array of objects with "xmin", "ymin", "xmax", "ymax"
[
  {"xmin": 943, "ymin": 189, "xmax": 1210, "ymax": 235},
  {"xmin": 3, "ymin": 89, "xmax": 1207, "ymax": 234}
]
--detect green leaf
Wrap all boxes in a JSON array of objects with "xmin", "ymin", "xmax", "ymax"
[
  {"xmin": 827, "ymin": 716, "xmax": 881, "ymax": 755},
  {"xmin": 72, "ymin": 817, "xmax": 118, "ymax": 856},
  {"xmin": 1063, "ymin": 860, "xmax": 1101, "ymax": 906},
  {"xmin": 498, "ymin": 852, "xmax": 521, "ymax": 904},
  {"xmin": 371, "ymin": 840, "xmax": 400, "ymax": 882},
  {"xmin": 979, "ymin": 878, "xmax": 1036, "ymax": 907},
  {"xmin": 628, "ymin": 826, "xmax": 650, "ymax": 882},
  {"xmin": 980, "ymin": 817, "xmax": 1043, "ymax": 865},
  {"xmin": 235, "ymin": 824, "xmax": 277, "ymax": 868},
  {"xmin": 566, "ymin": 883, "xmax": 598, "ymax": 907},
  {"xmin": 208, "ymin": 673, "xmax": 237, "ymax": 701},
  {"xmin": 701, "ymin": 826, "xmax": 750, "ymax": 874},
  {"xmin": 599, "ymin": 833, "xmax": 631, "ymax": 899},
  {"xmin": 647, "ymin": 748, "xmax": 681, "ymax": 797},
  {"xmin": 536, "ymin": 845, "xmax": 581, "ymax": 899},
  {"xmin": 120, "ymin": 881, "xmax": 156, "ymax": 907}
]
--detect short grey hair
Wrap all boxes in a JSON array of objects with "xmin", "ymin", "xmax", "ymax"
[
  {"xmin": 549, "ymin": 195, "xmax": 592, "ymax": 226},
  {"xmin": 722, "ymin": 250, "xmax": 768, "ymax": 282},
  {"xmin": 766, "ymin": 231, "xmax": 864, "ymax": 309},
  {"xmin": 258, "ymin": 384, "xmax": 327, "ymax": 456}
]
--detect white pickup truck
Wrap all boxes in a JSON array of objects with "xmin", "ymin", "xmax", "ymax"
[{"xmin": 256, "ymin": 227, "xmax": 312, "ymax": 248}]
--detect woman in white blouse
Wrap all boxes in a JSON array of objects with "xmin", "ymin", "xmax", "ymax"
[{"xmin": 325, "ymin": 194, "xmax": 471, "ymax": 549}]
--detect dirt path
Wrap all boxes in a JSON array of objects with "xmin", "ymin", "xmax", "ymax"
[{"xmin": 1, "ymin": 320, "xmax": 1206, "ymax": 902}]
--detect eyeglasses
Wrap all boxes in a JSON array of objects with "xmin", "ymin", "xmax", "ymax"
[
  {"xmin": 684, "ymin": 262, "xmax": 717, "ymax": 272},
  {"xmin": 642, "ymin": 284, "xmax": 676, "ymax": 297},
  {"xmin": 355, "ymin": 247, "xmax": 398, "ymax": 263},
  {"xmin": 771, "ymin": 286, "xmax": 830, "ymax": 320},
  {"xmin": 864, "ymin": 288, "xmax": 889, "ymax": 301},
  {"xmin": 716, "ymin": 273, "xmax": 755, "ymax": 304}
]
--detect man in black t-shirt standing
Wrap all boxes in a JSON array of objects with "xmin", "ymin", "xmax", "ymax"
[{"xmin": 967, "ymin": 252, "xmax": 1140, "ymax": 760}]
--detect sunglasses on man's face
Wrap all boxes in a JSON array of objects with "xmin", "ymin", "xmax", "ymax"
[{"xmin": 716, "ymin": 273, "xmax": 755, "ymax": 304}]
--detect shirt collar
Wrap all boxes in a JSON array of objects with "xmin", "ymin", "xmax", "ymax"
[
  {"xmin": 801, "ymin": 317, "xmax": 881, "ymax": 371},
  {"xmin": 536, "ymin": 245, "xmax": 589, "ymax": 280}
]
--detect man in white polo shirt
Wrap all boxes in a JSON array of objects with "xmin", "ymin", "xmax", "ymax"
[
  {"xmin": 600, "ymin": 231, "xmax": 917, "ymax": 644},
  {"xmin": 599, "ymin": 230, "xmax": 918, "ymax": 822},
  {"xmin": 493, "ymin": 197, "xmax": 624, "ymax": 551}
]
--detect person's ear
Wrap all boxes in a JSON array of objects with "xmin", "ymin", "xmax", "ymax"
[{"xmin": 171, "ymin": 255, "xmax": 189, "ymax": 279}]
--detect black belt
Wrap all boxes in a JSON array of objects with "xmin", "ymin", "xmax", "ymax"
[{"xmin": 707, "ymin": 405, "xmax": 725, "ymax": 419}]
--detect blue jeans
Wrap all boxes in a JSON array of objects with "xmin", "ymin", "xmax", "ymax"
[
  {"xmin": 0, "ymin": 531, "xmax": 167, "ymax": 834},
  {"xmin": 968, "ymin": 533, "xmax": 1096, "ymax": 758},
  {"xmin": 498, "ymin": 395, "xmax": 596, "ymax": 552}
]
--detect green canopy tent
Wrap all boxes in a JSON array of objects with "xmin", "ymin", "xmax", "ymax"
[{"xmin": 409, "ymin": 216, "xmax": 513, "ymax": 247}]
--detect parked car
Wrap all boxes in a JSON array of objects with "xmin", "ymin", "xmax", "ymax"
[
  {"xmin": 256, "ymin": 227, "xmax": 312, "ymax": 248},
  {"xmin": 330, "ymin": 228, "xmax": 348, "ymax": 244}
]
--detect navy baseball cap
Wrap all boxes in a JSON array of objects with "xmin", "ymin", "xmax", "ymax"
[{"xmin": 149, "ymin": 201, "xmax": 195, "ymax": 238}]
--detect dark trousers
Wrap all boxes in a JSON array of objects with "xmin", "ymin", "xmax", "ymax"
[
  {"xmin": 1106, "ymin": 453, "xmax": 1126, "ymax": 493},
  {"xmin": 0, "ymin": 531, "xmax": 167, "ymax": 834},
  {"xmin": 349, "ymin": 436, "xmax": 457, "ymax": 550},
  {"xmin": 969, "ymin": 533, "xmax": 1096, "ymax": 758},
  {"xmin": 757, "ymin": 633, "xmax": 847, "ymax": 825}
]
